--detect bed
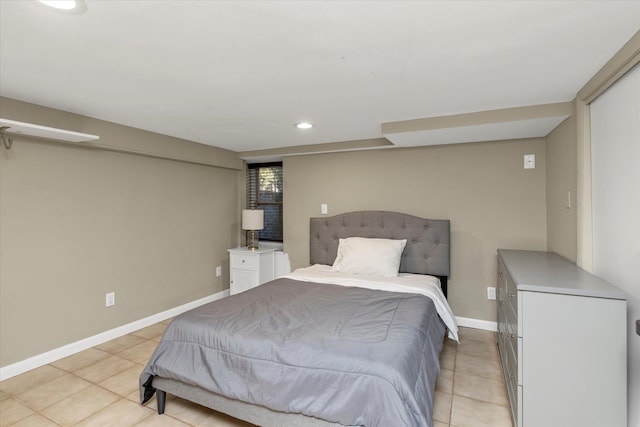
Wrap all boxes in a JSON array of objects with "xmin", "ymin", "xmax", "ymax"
[{"xmin": 140, "ymin": 211, "xmax": 457, "ymax": 427}]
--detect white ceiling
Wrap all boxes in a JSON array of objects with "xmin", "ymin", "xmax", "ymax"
[{"xmin": 0, "ymin": 1, "xmax": 638, "ymax": 153}]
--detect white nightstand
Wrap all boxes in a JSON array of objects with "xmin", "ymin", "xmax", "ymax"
[{"xmin": 228, "ymin": 247, "xmax": 276, "ymax": 295}]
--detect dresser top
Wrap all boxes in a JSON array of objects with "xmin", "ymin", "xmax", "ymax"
[{"xmin": 497, "ymin": 249, "xmax": 627, "ymax": 300}]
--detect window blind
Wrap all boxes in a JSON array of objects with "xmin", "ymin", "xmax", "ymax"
[{"xmin": 246, "ymin": 162, "xmax": 283, "ymax": 241}]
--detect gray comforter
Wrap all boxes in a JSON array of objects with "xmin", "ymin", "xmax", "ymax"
[{"xmin": 140, "ymin": 278, "xmax": 446, "ymax": 427}]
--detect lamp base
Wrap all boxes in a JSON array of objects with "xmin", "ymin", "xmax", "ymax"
[{"xmin": 247, "ymin": 230, "xmax": 259, "ymax": 250}]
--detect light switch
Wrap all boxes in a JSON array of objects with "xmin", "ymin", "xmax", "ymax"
[
  {"xmin": 524, "ymin": 154, "xmax": 535, "ymax": 169},
  {"xmin": 321, "ymin": 204, "xmax": 328, "ymax": 215}
]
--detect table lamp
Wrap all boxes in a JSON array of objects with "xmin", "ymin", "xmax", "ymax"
[{"xmin": 242, "ymin": 209, "xmax": 264, "ymax": 250}]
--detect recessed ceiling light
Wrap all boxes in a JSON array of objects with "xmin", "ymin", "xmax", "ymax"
[
  {"xmin": 36, "ymin": 0, "xmax": 86, "ymax": 13},
  {"xmin": 38, "ymin": 0, "xmax": 77, "ymax": 10},
  {"xmin": 295, "ymin": 122, "xmax": 314, "ymax": 129}
]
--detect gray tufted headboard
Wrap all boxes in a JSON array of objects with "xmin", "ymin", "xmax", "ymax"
[{"xmin": 310, "ymin": 211, "xmax": 450, "ymax": 295}]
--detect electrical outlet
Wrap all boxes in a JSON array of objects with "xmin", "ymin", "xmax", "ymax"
[
  {"xmin": 105, "ymin": 291, "xmax": 115, "ymax": 307},
  {"xmin": 321, "ymin": 203, "xmax": 328, "ymax": 215},
  {"xmin": 216, "ymin": 266, "xmax": 222, "ymax": 277},
  {"xmin": 487, "ymin": 287, "xmax": 496, "ymax": 300}
]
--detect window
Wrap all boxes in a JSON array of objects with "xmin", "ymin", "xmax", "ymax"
[{"xmin": 247, "ymin": 162, "xmax": 283, "ymax": 242}]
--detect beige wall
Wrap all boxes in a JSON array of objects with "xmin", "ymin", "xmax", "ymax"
[
  {"xmin": 283, "ymin": 139, "xmax": 547, "ymax": 321},
  {"xmin": 545, "ymin": 106, "xmax": 577, "ymax": 262},
  {"xmin": 0, "ymin": 100, "xmax": 241, "ymax": 366}
]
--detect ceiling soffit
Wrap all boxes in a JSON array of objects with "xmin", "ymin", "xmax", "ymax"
[{"xmin": 382, "ymin": 102, "xmax": 572, "ymax": 147}]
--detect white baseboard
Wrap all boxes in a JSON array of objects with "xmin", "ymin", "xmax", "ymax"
[
  {"xmin": 456, "ymin": 316, "xmax": 497, "ymax": 332},
  {"xmin": 0, "ymin": 289, "xmax": 229, "ymax": 381}
]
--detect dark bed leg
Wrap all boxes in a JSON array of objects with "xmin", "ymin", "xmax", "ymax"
[{"xmin": 156, "ymin": 390, "xmax": 166, "ymax": 414}]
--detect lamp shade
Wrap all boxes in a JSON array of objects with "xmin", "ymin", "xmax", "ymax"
[{"xmin": 242, "ymin": 209, "xmax": 264, "ymax": 230}]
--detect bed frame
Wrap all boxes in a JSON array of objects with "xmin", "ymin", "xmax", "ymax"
[{"xmin": 150, "ymin": 211, "xmax": 451, "ymax": 426}]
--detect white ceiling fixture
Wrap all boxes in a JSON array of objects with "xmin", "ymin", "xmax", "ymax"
[
  {"xmin": 36, "ymin": 0, "xmax": 86, "ymax": 14},
  {"xmin": 295, "ymin": 122, "xmax": 314, "ymax": 130},
  {"xmin": 1, "ymin": 1, "xmax": 639, "ymax": 152},
  {"xmin": 38, "ymin": 1, "xmax": 76, "ymax": 10}
]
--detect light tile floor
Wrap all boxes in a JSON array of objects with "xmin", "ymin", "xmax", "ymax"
[{"xmin": 1, "ymin": 323, "xmax": 513, "ymax": 427}]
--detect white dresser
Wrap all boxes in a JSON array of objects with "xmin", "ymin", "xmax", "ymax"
[
  {"xmin": 496, "ymin": 249, "xmax": 627, "ymax": 427},
  {"xmin": 228, "ymin": 247, "xmax": 275, "ymax": 295}
]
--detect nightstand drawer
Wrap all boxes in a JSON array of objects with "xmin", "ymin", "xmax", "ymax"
[{"xmin": 231, "ymin": 253, "xmax": 259, "ymax": 270}]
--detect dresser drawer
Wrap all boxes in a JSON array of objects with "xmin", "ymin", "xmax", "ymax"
[
  {"xmin": 231, "ymin": 253, "xmax": 259, "ymax": 270},
  {"xmin": 498, "ymin": 259, "xmax": 508, "ymax": 290},
  {"xmin": 505, "ymin": 274, "xmax": 518, "ymax": 311},
  {"xmin": 498, "ymin": 304, "xmax": 518, "ymax": 386},
  {"xmin": 505, "ymin": 296, "xmax": 517, "ymax": 334},
  {"xmin": 506, "ymin": 370, "xmax": 518, "ymax": 426},
  {"xmin": 501, "ymin": 333, "xmax": 518, "ymax": 423},
  {"xmin": 506, "ymin": 330, "xmax": 518, "ymax": 385},
  {"xmin": 497, "ymin": 303, "xmax": 507, "ymax": 337}
]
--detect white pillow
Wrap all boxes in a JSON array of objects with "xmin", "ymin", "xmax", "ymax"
[{"xmin": 331, "ymin": 237, "xmax": 407, "ymax": 277}]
